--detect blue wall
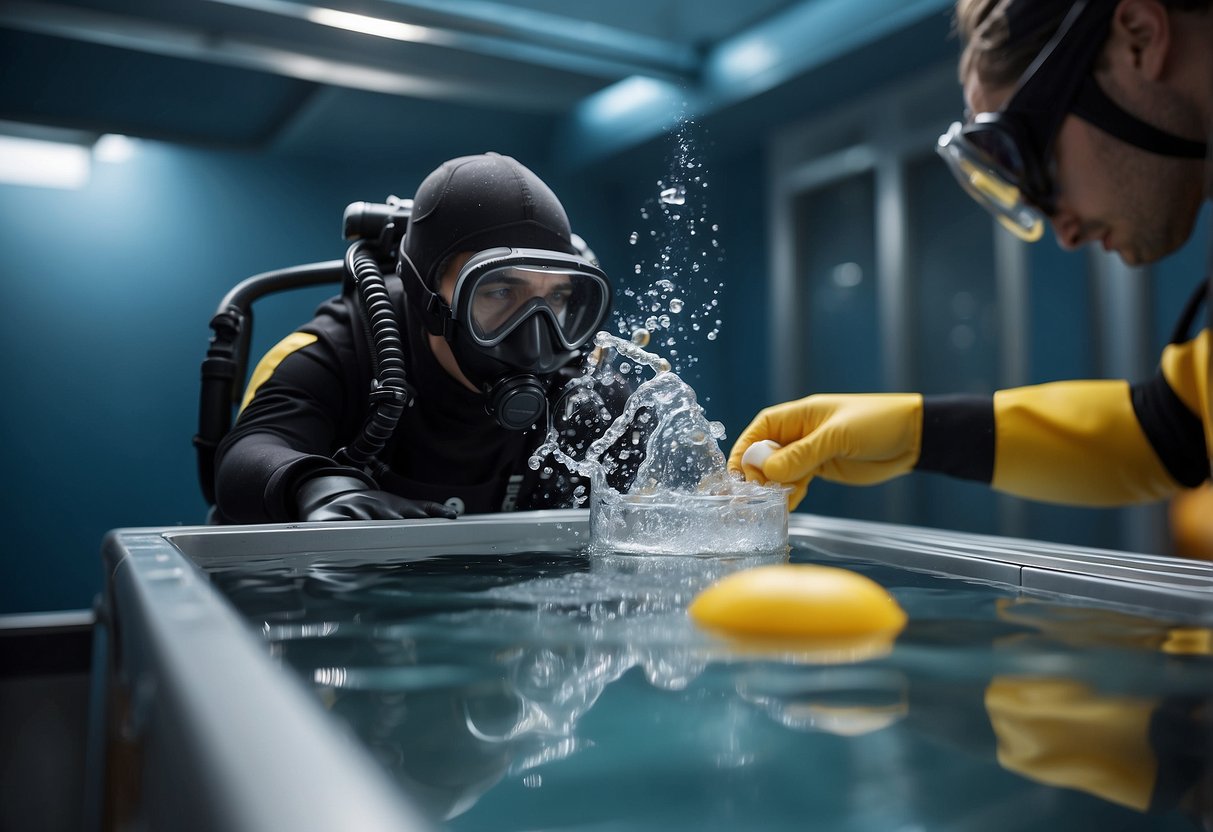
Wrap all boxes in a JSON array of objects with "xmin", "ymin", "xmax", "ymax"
[
  {"xmin": 0, "ymin": 144, "xmax": 519, "ymax": 612},
  {"xmin": 1153, "ymin": 203, "xmax": 1212, "ymax": 353}
]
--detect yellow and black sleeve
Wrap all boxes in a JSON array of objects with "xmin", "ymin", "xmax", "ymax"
[{"xmin": 913, "ymin": 331, "xmax": 1211, "ymax": 506}]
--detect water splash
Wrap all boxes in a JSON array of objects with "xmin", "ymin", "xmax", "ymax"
[{"xmin": 531, "ymin": 332, "xmax": 786, "ymax": 556}]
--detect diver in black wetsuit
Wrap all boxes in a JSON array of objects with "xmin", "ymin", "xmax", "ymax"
[{"xmin": 213, "ymin": 153, "xmax": 616, "ymax": 524}]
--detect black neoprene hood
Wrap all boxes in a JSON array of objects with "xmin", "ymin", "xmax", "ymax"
[{"xmin": 400, "ymin": 152, "xmax": 577, "ymax": 287}]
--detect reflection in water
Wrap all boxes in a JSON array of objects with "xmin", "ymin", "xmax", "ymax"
[
  {"xmin": 734, "ymin": 666, "xmax": 909, "ymax": 736},
  {"xmin": 987, "ymin": 676, "xmax": 1182, "ymax": 812},
  {"xmin": 211, "ymin": 544, "xmax": 1213, "ymax": 831}
]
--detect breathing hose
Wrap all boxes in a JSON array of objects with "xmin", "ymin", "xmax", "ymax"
[{"xmin": 335, "ymin": 241, "xmax": 413, "ymax": 472}]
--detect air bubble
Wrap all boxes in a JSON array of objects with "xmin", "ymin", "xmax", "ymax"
[
  {"xmin": 669, "ymin": 298, "xmax": 683, "ymax": 313},
  {"xmin": 660, "ymin": 185, "xmax": 686, "ymax": 205}
]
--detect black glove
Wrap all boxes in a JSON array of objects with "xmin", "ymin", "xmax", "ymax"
[{"xmin": 295, "ymin": 475, "xmax": 458, "ymax": 522}]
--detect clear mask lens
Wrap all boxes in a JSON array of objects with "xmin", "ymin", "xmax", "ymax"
[
  {"xmin": 466, "ymin": 264, "xmax": 607, "ymax": 347},
  {"xmin": 937, "ymin": 122, "xmax": 1045, "ymax": 243}
]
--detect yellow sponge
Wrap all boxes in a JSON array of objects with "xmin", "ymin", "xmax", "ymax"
[{"xmin": 689, "ymin": 564, "xmax": 907, "ymax": 638}]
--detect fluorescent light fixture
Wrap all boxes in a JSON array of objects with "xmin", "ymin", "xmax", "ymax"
[
  {"xmin": 93, "ymin": 133, "xmax": 138, "ymax": 164},
  {"xmin": 583, "ymin": 76, "xmax": 677, "ymax": 122},
  {"xmin": 257, "ymin": 47, "xmax": 446, "ymax": 96},
  {"xmin": 715, "ymin": 36, "xmax": 779, "ymax": 81},
  {"xmin": 305, "ymin": 7, "xmax": 433, "ymax": 43},
  {"xmin": 0, "ymin": 134, "xmax": 90, "ymax": 189},
  {"xmin": 562, "ymin": 75, "xmax": 689, "ymax": 165}
]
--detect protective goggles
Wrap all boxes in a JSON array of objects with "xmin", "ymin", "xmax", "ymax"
[
  {"xmin": 936, "ymin": 0, "xmax": 1207, "ymax": 242},
  {"xmin": 449, "ymin": 248, "xmax": 610, "ymax": 350}
]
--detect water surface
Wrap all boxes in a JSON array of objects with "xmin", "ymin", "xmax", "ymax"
[{"xmin": 210, "ymin": 540, "xmax": 1213, "ymax": 831}]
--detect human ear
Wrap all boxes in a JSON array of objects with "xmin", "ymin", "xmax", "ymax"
[{"xmin": 1110, "ymin": 0, "xmax": 1170, "ymax": 80}]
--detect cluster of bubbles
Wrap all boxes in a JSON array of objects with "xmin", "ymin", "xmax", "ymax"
[{"xmin": 615, "ymin": 116, "xmax": 726, "ymax": 383}]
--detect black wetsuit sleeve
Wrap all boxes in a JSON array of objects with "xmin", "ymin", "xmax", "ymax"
[
  {"xmin": 214, "ymin": 329, "xmax": 373, "ymax": 523},
  {"xmin": 1130, "ymin": 370, "xmax": 1210, "ymax": 488},
  {"xmin": 914, "ymin": 394, "xmax": 996, "ymax": 483}
]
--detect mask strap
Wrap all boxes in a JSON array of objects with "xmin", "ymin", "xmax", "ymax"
[
  {"xmin": 396, "ymin": 252, "xmax": 453, "ymax": 337},
  {"xmin": 1071, "ymin": 75, "xmax": 1208, "ymax": 158}
]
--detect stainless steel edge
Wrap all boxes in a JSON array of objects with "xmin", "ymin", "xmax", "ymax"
[
  {"xmin": 789, "ymin": 513, "xmax": 1213, "ymax": 620},
  {"xmin": 162, "ymin": 508, "xmax": 591, "ymax": 566},
  {"xmin": 102, "ymin": 529, "xmax": 435, "ymax": 832}
]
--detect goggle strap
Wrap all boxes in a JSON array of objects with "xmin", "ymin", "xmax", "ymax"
[
  {"xmin": 1010, "ymin": 0, "xmax": 1109, "ymax": 154},
  {"xmin": 1071, "ymin": 75, "xmax": 1209, "ymax": 159}
]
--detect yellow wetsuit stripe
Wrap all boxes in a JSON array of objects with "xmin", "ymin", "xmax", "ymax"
[{"xmin": 239, "ymin": 332, "xmax": 319, "ymax": 414}]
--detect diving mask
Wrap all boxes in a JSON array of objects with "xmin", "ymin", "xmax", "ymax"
[
  {"xmin": 451, "ymin": 247, "xmax": 611, "ymax": 352},
  {"xmin": 399, "ymin": 245, "xmax": 612, "ymax": 430}
]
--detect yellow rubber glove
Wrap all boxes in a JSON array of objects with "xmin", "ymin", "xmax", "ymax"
[{"xmin": 728, "ymin": 394, "xmax": 923, "ymax": 510}]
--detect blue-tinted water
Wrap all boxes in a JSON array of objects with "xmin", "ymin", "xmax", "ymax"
[{"xmin": 210, "ymin": 541, "xmax": 1213, "ymax": 831}]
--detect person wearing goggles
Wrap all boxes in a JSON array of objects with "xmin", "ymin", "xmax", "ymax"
[
  {"xmin": 214, "ymin": 153, "xmax": 617, "ymax": 524},
  {"xmin": 731, "ymin": 0, "xmax": 1213, "ymax": 543},
  {"xmin": 938, "ymin": 0, "xmax": 1208, "ymax": 260}
]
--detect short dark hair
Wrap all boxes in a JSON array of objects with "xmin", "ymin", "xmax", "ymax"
[{"xmin": 956, "ymin": 0, "xmax": 1212, "ymax": 88}]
